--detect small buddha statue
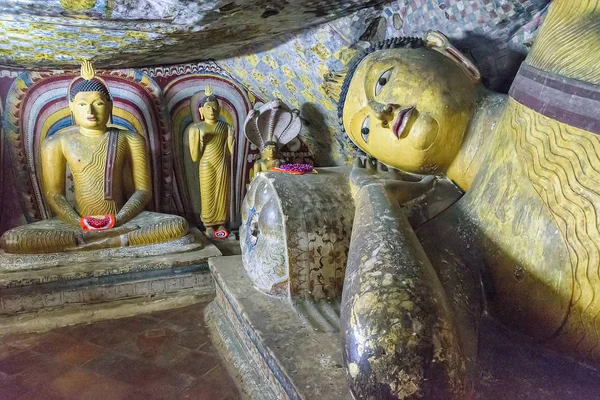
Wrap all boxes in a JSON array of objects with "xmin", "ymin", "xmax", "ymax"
[
  {"xmin": 188, "ymin": 86, "xmax": 234, "ymax": 238},
  {"xmin": 252, "ymin": 141, "xmax": 281, "ymax": 175},
  {"xmin": 243, "ymin": 99, "xmax": 302, "ymax": 179},
  {"xmin": 0, "ymin": 61, "xmax": 189, "ymax": 254},
  {"xmin": 328, "ymin": 0, "xmax": 600, "ymax": 397}
]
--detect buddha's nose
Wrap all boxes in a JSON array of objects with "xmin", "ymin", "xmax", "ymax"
[{"xmin": 368, "ymin": 100, "xmax": 394, "ymax": 121}]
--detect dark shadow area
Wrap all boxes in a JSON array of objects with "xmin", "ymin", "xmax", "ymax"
[
  {"xmin": 476, "ymin": 316, "xmax": 600, "ymax": 399},
  {"xmin": 415, "ymin": 191, "xmax": 600, "ymax": 398},
  {"xmin": 455, "ymin": 33, "xmax": 527, "ymax": 94},
  {"xmin": 211, "ymin": 238, "xmax": 242, "ymax": 256},
  {"xmin": 300, "ymin": 102, "xmax": 335, "ymax": 166}
]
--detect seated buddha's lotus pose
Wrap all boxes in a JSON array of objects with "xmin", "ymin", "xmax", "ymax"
[
  {"xmin": 331, "ymin": 0, "xmax": 600, "ymax": 398},
  {"xmin": 0, "ymin": 62, "xmax": 188, "ymax": 254},
  {"xmin": 188, "ymin": 86, "xmax": 234, "ymax": 238}
]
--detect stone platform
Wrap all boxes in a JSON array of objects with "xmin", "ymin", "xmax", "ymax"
[
  {"xmin": 0, "ymin": 228, "xmax": 221, "ymax": 335},
  {"xmin": 208, "ymin": 256, "xmax": 600, "ymax": 400},
  {"xmin": 207, "ymin": 255, "xmax": 352, "ymax": 400}
]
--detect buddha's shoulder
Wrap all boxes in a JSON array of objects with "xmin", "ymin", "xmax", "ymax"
[
  {"xmin": 187, "ymin": 122, "xmax": 207, "ymax": 131},
  {"xmin": 115, "ymin": 129, "xmax": 144, "ymax": 143},
  {"xmin": 42, "ymin": 126, "xmax": 79, "ymax": 146}
]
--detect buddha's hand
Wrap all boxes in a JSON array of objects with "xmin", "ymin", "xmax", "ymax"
[
  {"xmin": 350, "ymin": 156, "xmax": 435, "ymax": 203},
  {"xmin": 79, "ymin": 214, "xmax": 115, "ymax": 231}
]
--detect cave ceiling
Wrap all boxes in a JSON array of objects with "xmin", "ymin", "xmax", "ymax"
[{"xmin": 0, "ymin": 0, "xmax": 387, "ymax": 69}]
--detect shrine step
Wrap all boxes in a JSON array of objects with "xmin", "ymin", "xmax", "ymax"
[
  {"xmin": 206, "ymin": 255, "xmax": 351, "ymax": 400},
  {"xmin": 0, "ymin": 230, "xmax": 222, "ymax": 335}
]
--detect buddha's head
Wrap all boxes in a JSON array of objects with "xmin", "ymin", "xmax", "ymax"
[
  {"xmin": 340, "ymin": 35, "xmax": 479, "ymax": 174},
  {"xmin": 262, "ymin": 142, "xmax": 277, "ymax": 160},
  {"xmin": 200, "ymin": 86, "xmax": 221, "ymax": 123},
  {"xmin": 68, "ymin": 62, "xmax": 112, "ymax": 131}
]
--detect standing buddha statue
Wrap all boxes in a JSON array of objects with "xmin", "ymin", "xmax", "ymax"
[
  {"xmin": 0, "ymin": 61, "xmax": 189, "ymax": 254},
  {"xmin": 188, "ymin": 86, "xmax": 234, "ymax": 238}
]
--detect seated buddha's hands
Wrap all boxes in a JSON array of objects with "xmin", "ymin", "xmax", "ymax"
[{"xmin": 350, "ymin": 156, "xmax": 435, "ymax": 204}]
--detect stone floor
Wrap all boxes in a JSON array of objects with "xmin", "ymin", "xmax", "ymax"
[{"xmin": 0, "ymin": 299, "xmax": 242, "ymax": 400}]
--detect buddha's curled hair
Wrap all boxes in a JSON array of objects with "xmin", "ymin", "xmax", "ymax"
[
  {"xmin": 69, "ymin": 78, "xmax": 111, "ymax": 102},
  {"xmin": 337, "ymin": 37, "xmax": 425, "ymax": 124},
  {"xmin": 200, "ymin": 95, "xmax": 219, "ymax": 106},
  {"xmin": 200, "ymin": 85, "xmax": 219, "ymax": 107}
]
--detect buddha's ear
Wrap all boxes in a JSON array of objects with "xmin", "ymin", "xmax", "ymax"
[
  {"xmin": 426, "ymin": 31, "xmax": 481, "ymax": 83},
  {"xmin": 199, "ymin": 106, "xmax": 204, "ymax": 120}
]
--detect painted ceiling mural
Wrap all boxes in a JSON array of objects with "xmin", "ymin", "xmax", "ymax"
[
  {"xmin": 217, "ymin": 0, "xmax": 552, "ymax": 164},
  {"xmin": 0, "ymin": 0, "xmax": 390, "ymax": 69},
  {"xmin": 0, "ymin": 0, "xmax": 552, "ymax": 166}
]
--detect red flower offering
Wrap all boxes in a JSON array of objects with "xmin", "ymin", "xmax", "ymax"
[
  {"xmin": 80, "ymin": 214, "xmax": 116, "ymax": 231},
  {"xmin": 270, "ymin": 163, "xmax": 316, "ymax": 175},
  {"xmin": 214, "ymin": 229, "xmax": 229, "ymax": 239}
]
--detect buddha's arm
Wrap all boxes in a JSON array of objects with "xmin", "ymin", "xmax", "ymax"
[
  {"xmin": 227, "ymin": 124, "xmax": 234, "ymax": 154},
  {"xmin": 41, "ymin": 135, "xmax": 80, "ymax": 225},
  {"xmin": 342, "ymin": 181, "xmax": 468, "ymax": 398},
  {"xmin": 115, "ymin": 132, "xmax": 151, "ymax": 226},
  {"xmin": 188, "ymin": 125, "xmax": 200, "ymax": 162},
  {"xmin": 253, "ymin": 160, "xmax": 262, "ymax": 176}
]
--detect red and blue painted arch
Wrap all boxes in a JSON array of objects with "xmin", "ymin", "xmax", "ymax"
[{"xmin": 4, "ymin": 68, "xmax": 173, "ymax": 222}]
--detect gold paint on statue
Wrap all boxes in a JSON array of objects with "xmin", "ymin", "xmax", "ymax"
[
  {"xmin": 342, "ymin": 46, "xmax": 477, "ymax": 180},
  {"xmin": 0, "ymin": 62, "xmax": 188, "ymax": 254},
  {"xmin": 253, "ymin": 144, "xmax": 280, "ymax": 175},
  {"xmin": 188, "ymin": 86, "xmax": 234, "ymax": 237},
  {"xmin": 337, "ymin": 3, "xmax": 600, "ymax": 397}
]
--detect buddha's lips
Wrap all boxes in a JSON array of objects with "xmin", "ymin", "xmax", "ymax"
[{"xmin": 393, "ymin": 106, "xmax": 415, "ymax": 139}]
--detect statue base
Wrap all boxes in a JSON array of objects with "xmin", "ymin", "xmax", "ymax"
[
  {"xmin": 207, "ymin": 255, "xmax": 351, "ymax": 400},
  {"xmin": 0, "ymin": 228, "xmax": 221, "ymax": 335},
  {"xmin": 208, "ymin": 256, "xmax": 600, "ymax": 399}
]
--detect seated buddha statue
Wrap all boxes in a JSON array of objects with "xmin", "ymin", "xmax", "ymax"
[
  {"xmin": 0, "ymin": 61, "xmax": 189, "ymax": 254},
  {"xmin": 252, "ymin": 142, "xmax": 281, "ymax": 175},
  {"xmin": 243, "ymin": 99, "xmax": 302, "ymax": 179},
  {"xmin": 330, "ymin": 0, "xmax": 600, "ymax": 397}
]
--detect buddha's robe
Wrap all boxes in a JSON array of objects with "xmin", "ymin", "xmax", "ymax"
[
  {"xmin": 0, "ymin": 129, "xmax": 188, "ymax": 254},
  {"xmin": 193, "ymin": 121, "xmax": 230, "ymax": 227}
]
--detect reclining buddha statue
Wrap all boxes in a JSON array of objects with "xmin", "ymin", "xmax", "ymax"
[
  {"xmin": 327, "ymin": 0, "xmax": 600, "ymax": 398},
  {"xmin": 0, "ymin": 61, "xmax": 189, "ymax": 254}
]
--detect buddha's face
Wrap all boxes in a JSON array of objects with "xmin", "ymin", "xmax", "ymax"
[
  {"xmin": 201, "ymin": 101, "xmax": 220, "ymax": 122},
  {"xmin": 70, "ymin": 91, "xmax": 111, "ymax": 130},
  {"xmin": 343, "ymin": 47, "xmax": 476, "ymax": 173},
  {"xmin": 263, "ymin": 145, "xmax": 277, "ymax": 160}
]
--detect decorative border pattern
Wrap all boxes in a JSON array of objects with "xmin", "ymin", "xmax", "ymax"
[{"xmin": 510, "ymin": 64, "xmax": 600, "ymax": 135}]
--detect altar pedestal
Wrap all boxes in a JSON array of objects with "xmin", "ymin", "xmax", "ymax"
[
  {"xmin": 207, "ymin": 255, "xmax": 352, "ymax": 400},
  {"xmin": 0, "ymin": 228, "xmax": 221, "ymax": 335}
]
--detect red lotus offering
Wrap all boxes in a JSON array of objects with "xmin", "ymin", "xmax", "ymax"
[
  {"xmin": 270, "ymin": 163, "xmax": 316, "ymax": 175},
  {"xmin": 80, "ymin": 214, "xmax": 116, "ymax": 231},
  {"xmin": 214, "ymin": 229, "xmax": 229, "ymax": 239}
]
